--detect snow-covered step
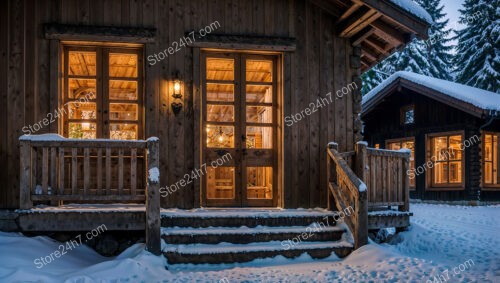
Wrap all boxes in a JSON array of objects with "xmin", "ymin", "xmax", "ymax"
[
  {"xmin": 161, "ymin": 208, "xmax": 338, "ymax": 228},
  {"xmin": 162, "ymin": 225, "xmax": 346, "ymax": 244},
  {"xmin": 163, "ymin": 240, "xmax": 354, "ymax": 264}
]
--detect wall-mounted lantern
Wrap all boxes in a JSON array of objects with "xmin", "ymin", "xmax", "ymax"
[{"xmin": 171, "ymin": 72, "xmax": 183, "ymax": 115}]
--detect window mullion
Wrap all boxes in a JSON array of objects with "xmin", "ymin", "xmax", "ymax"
[{"xmin": 101, "ymin": 48, "xmax": 110, "ymax": 139}]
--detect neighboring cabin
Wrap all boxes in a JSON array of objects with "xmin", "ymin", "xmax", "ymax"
[{"xmin": 362, "ymin": 71, "xmax": 500, "ymax": 202}]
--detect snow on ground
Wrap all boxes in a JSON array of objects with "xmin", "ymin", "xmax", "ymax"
[{"xmin": 1, "ymin": 204, "xmax": 499, "ymax": 283}]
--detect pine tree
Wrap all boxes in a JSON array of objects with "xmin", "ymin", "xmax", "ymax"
[
  {"xmin": 361, "ymin": 67, "xmax": 389, "ymax": 94},
  {"xmin": 417, "ymin": 0, "xmax": 455, "ymax": 80},
  {"xmin": 362, "ymin": 0, "xmax": 455, "ymax": 94},
  {"xmin": 454, "ymin": 0, "xmax": 500, "ymax": 93}
]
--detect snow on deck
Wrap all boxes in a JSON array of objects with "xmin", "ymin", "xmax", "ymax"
[
  {"xmin": 389, "ymin": 0, "xmax": 433, "ymax": 24},
  {"xmin": 161, "ymin": 224, "xmax": 346, "ymax": 236},
  {"xmin": 363, "ymin": 71, "xmax": 500, "ymax": 111},
  {"xmin": 163, "ymin": 240, "xmax": 353, "ymax": 255},
  {"xmin": 161, "ymin": 208, "xmax": 337, "ymax": 218}
]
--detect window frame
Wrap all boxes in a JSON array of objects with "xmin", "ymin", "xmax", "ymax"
[
  {"xmin": 400, "ymin": 104, "xmax": 415, "ymax": 125},
  {"xmin": 385, "ymin": 137, "xmax": 416, "ymax": 190},
  {"xmin": 61, "ymin": 44, "xmax": 144, "ymax": 140},
  {"xmin": 425, "ymin": 131, "xmax": 465, "ymax": 190},
  {"xmin": 482, "ymin": 132, "xmax": 500, "ymax": 190}
]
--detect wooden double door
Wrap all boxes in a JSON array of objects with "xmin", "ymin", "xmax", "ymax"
[{"xmin": 201, "ymin": 52, "xmax": 278, "ymax": 207}]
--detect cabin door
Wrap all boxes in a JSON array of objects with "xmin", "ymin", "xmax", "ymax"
[{"xmin": 201, "ymin": 52, "xmax": 277, "ymax": 207}]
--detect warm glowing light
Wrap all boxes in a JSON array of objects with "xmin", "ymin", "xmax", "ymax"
[
  {"xmin": 206, "ymin": 127, "xmax": 210, "ymax": 133},
  {"xmin": 82, "ymin": 122, "xmax": 90, "ymax": 128},
  {"xmin": 218, "ymin": 136, "xmax": 224, "ymax": 142},
  {"xmin": 174, "ymin": 81, "xmax": 181, "ymax": 93}
]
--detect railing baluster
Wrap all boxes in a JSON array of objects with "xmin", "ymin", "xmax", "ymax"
[
  {"xmin": 84, "ymin": 148, "xmax": 90, "ymax": 195},
  {"xmin": 58, "ymin": 148, "xmax": 65, "ymax": 195},
  {"xmin": 106, "ymin": 148, "xmax": 111, "ymax": 195},
  {"xmin": 42, "ymin": 147, "xmax": 49, "ymax": 194},
  {"xmin": 97, "ymin": 148, "xmax": 102, "ymax": 195},
  {"xmin": 118, "ymin": 148, "xmax": 124, "ymax": 195},
  {"xmin": 131, "ymin": 148, "xmax": 137, "ymax": 196},
  {"xmin": 50, "ymin": 147, "xmax": 56, "ymax": 192},
  {"xmin": 71, "ymin": 148, "xmax": 77, "ymax": 195}
]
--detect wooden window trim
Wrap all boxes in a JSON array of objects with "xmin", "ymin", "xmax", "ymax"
[
  {"xmin": 482, "ymin": 131, "xmax": 500, "ymax": 190},
  {"xmin": 61, "ymin": 44, "xmax": 144, "ymax": 140},
  {"xmin": 385, "ymin": 137, "xmax": 416, "ymax": 190},
  {"xmin": 425, "ymin": 131, "xmax": 465, "ymax": 190}
]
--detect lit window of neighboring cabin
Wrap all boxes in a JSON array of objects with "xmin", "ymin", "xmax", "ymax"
[{"xmin": 387, "ymin": 138, "xmax": 416, "ymax": 189}]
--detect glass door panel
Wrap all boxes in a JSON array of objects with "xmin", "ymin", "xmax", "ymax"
[
  {"xmin": 207, "ymin": 167, "xmax": 235, "ymax": 199},
  {"xmin": 202, "ymin": 53, "xmax": 276, "ymax": 207}
]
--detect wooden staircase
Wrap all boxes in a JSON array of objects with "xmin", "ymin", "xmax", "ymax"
[{"xmin": 161, "ymin": 210, "xmax": 354, "ymax": 264}]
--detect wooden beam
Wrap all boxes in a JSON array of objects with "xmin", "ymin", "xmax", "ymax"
[
  {"xmin": 371, "ymin": 19, "xmax": 406, "ymax": 44},
  {"xmin": 365, "ymin": 37, "xmax": 388, "ymax": 55},
  {"xmin": 338, "ymin": 7, "xmax": 380, "ymax": 38},
  {"xmin": 187, "ymin": 34, "xmax": 296, "ymax": 52},
  {"xmin": 336, "ymin": 0, "xmax": 363, "ymax": 24},
  {"xmin": 351, "ymin": 26, "xmax": 376, "ymax": 46},
  {"xmin": 361, "ymin": 0, "xmax": 429, "ymax": 38},
  {"xmin": 361, "ymin": 45, "xmax": 378, "ymax": 62},
  {"xmin": 44, "ymin": 23, "xmax": 156, "ymax": 43}
]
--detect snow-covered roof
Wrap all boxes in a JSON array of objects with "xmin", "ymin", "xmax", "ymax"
[
  {"xmin": 363, "ymin": 71, "xmax": 500, "ymax": 115},
  {"xmin": 388, "ymin": 0, "xmax": 433, "ymax": 24}
]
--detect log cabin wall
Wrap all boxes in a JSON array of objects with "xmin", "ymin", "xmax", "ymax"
[
  {"xmin": 0, "ymin": 0, "xmax": 360, "ymax": 209},
  {"xmin": 363, "ymin": 88, "xmax": 500, "ymax": 201}
]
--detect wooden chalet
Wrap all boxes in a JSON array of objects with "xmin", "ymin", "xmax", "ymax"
[
  {"xmin": 0, "ymin": 0, "xmax": 430, "ymax": 262},
  {"xmin": 362, "ymin": 71, "xmax": 500, "ymax": 203}
]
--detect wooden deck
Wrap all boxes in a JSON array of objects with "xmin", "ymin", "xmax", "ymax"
[
  {"xmin": 18, "ymin": 135, "xmax": 161, "ymax": 255},
  {"xmin": 5, "ymin": 136, "xmax": 413, "ymax": 258}
]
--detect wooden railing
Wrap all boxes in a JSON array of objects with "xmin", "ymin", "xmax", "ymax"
[
  {"xmin": 326, "ymin": 141, "xmax": 411, "ymax": 249},
  {"xmin": 327, "ymin": 143, "xmax": 368, "ymax": 249},
  {"xmin": 19, "ymin": 134, "xmax": 161, "ymax": 255},
  {"xmin": 355, "ymin": 143, "xmax": 410, "ymax": 211}
]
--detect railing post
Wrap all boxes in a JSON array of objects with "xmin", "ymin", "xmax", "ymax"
[
  {"xmin": 327, "ymin": 142, "xmax": 339, "ymax": 210},
  {"xmin": 356, "ymin": 189, "xmax": 368, "ymax": 249},
  {"xmin": 354, "ymin": 141, "xmax": 368, "ymax": 183},
  {"xmin": 400, "ymin": 153, "xmax": 410, "ymax": 212},
  {"xmin": 355, "ymin": 142, "xmax": 368, "ymax": 249},
  {"xmin": 19, "ymin": 138, "xmax": 32, "ymax": 209},
  {"xmin": 146, "ymin": 137, "xmax": 161, "ymax": 255}
]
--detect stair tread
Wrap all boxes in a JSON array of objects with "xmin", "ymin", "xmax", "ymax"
[
  {"xmin": 162, "ymin": 225, "xmax": 345, "ymax": 235},
  {"xmin": 161, "ymin": 208, "xmax": 337, "ymax": 218},
  {"xmin": 368, "ymin": 210, "xmax": 413, "ymax": 217},
  {"xmin": 163, "ymin": 240, "xmax": 353, "ymax": 254}
]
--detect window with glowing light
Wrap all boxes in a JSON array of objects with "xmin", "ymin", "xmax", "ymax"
[
  {"xmin": 483, "ymin": 132, "xmax": 499, "ymax": 186},
  {"xmin": 428, "ymin": 133, "xmax": 463, "ymax": 187},
  {"xmin": 386, "ymin": 138, "xmax": 416, "ymax": 189},
  {"xmin": 62, "ymin": 46, "xmax": 142, "ymax": 140}
]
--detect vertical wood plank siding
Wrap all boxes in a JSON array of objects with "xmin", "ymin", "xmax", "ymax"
[{"xmin": 0, "ymin": 0, "xmax": 359, "ymax": 209}]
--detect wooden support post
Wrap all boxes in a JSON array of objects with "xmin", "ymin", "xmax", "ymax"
[
  {"xmin": 145, "ymin": 137, "xmax": 161, "ymax": 255},
  {"xmin": 356, "ymin": 188, "xmax": 368, "ymax": 248},
  {"xmin": 327, "ymin": 142, "xmax": 339, "ymax": 210},
  {"xmin": 400, "ymin": 153, "xmax": 410, "ymax": 212},
  {"xmin": 19, "ymin": 139, "xmax": 32, "ymax": 209},
  {"xmin": 354, "ymin": 142, "xmax": 368, "ymax": 248},
  {"xmin": 355, "ymin": 142, "xmax": 368, "ymax": 183}
]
